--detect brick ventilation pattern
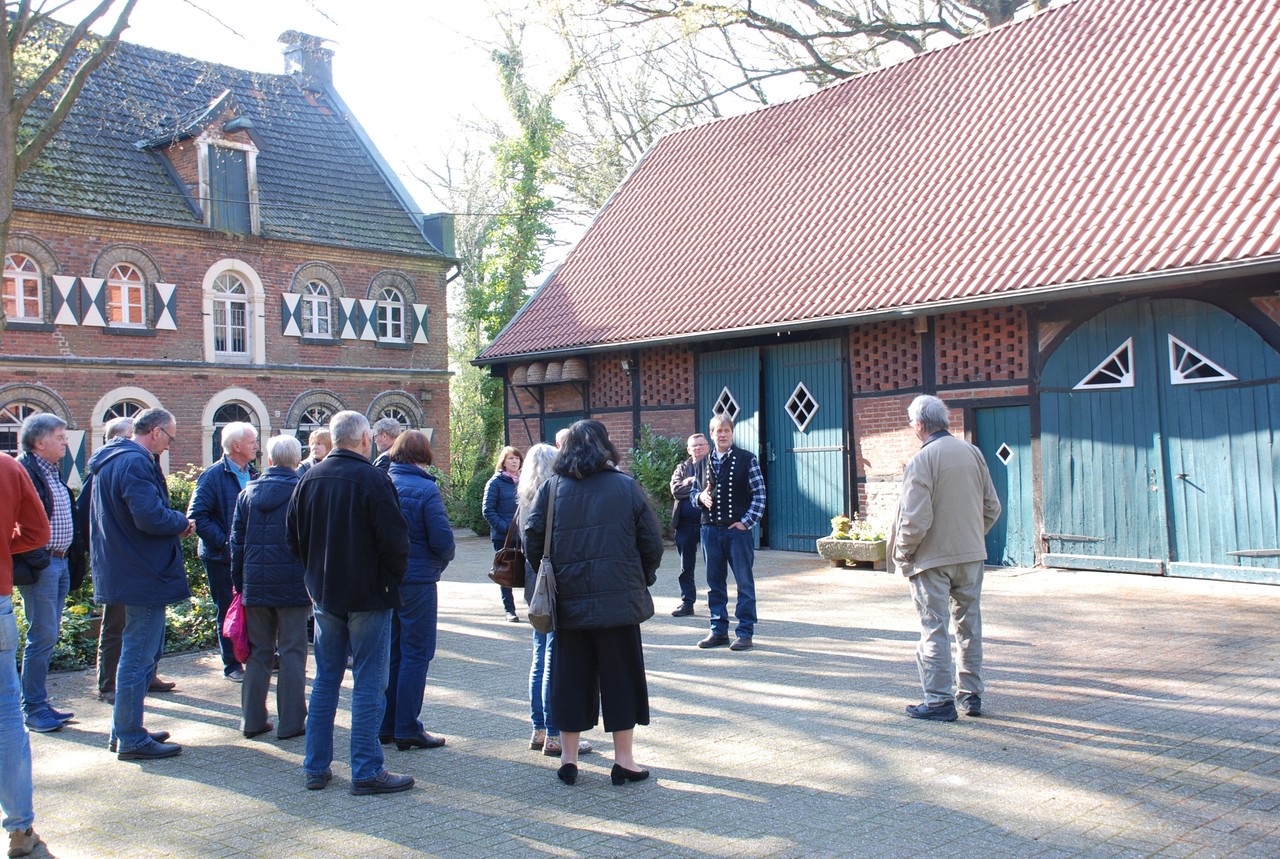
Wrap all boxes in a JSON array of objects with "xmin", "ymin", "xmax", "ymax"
[
  {"xmin": 640, "ymin": 346, "xmax": 694, "ymax": 407},
  {"xmin": 850, "ymin": 320, "xmax": 920, "ymax": 392},
  {"xmin": 590, "ymin": 355, "xmax": 631, "ymax": 409},
  {"xmin": 936, "ymin": 306, "xmax": 1028, "ymax": 384}
]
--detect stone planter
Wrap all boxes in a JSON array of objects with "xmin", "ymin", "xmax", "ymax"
[{"xmin": 816, "ymin": 538, "xmax": 887, "ymax": 570}]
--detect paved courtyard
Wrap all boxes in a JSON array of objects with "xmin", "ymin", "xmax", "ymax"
[{"xmin": 28, "ymin": 532, "xmax": 1280, "ymax": 858}]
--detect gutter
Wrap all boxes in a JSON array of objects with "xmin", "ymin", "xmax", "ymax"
[{"xmin": 473, "ymin": 254, "xmax": 1280, "ymax": 366}]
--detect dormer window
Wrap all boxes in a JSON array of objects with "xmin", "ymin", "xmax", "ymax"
[{"xmin": 200, "ymin": 136, "xmax": 259, "ymax": 235}]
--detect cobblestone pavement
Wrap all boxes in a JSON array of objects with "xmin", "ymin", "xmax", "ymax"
[{"xmin": 28, "ymin": 532, "xmax": 1280, "ymax": 858}]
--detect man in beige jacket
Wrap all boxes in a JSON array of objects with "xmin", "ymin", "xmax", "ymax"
[{"xmin": 888, "ymin": 395, "xmax": 1001, "ymax": 722}]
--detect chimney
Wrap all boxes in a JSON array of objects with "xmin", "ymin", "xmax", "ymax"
[{"xmin": 279, "ymin": 31, "xmax": 333, "ymax": 91}]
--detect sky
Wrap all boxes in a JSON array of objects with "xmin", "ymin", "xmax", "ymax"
[{"xmin": 68, "ymin": 0, "xmax": 547, "ymax": 216}]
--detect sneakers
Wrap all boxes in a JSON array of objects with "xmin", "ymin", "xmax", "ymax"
[
  {"xmin": 24, "ymin": 709, "xmax": 63, "ymax": 733},
  {"xmin": 226, "ymin": 668, "xmax": 245, "ymax": 683},
  {"xmin": 671, "ymin": 603, "xmax": 695, "ymax": 617},
  {"xmin": 350, "ymin": 770, "xmax": 414, "ymax": 795},
  {"xmin": 529, "ymin": 729, "xmax": 546, "ymax": 750},
  {"xmin": 7, "ymin": 827, "xmax": 40, "ymax": 858},
  {"xmin": 905, "ymin": 700, "xmax": 959, "ymax": 722},
  {"xmin": 46, "ymin": 705, "xmax": 74, "ymax": 723},
  {"xmin": 543, "ymin": 736, "xmax": 594, "ymax": 757},
  {"xmin": 959, "ymin": 695, "xmax": 982, "ymax": 717},
  {"xmin": 504, "ymin": 612, "xmax": 521, "ymax": 623},
  {"xmin": 697, "ymin": 633, "xmax": 730, "ymax": 649},
  {"xmin": 305, "ymin": 769, "xmax": 333, "ymax": 791}
]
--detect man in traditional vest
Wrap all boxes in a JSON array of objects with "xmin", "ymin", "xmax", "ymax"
[{"xmin": 695, "ymin": 415, "xmax": 766, "ymax": 651}]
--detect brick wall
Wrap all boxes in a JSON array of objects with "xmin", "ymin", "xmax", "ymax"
[
  {"xmin": 850, "ymin": 320, "xmax": 920, "ymax": 392},
  {"xmin": 936, "ymin": 306, "xmax": 1029, "ymax": 384},
  {"xmin": 1253, "ymin": 295, "xmax": 1280, "ymax": 328},
  {"xmin": 640, "ymin": 345, "xmax": 694, "ymax": 407}
]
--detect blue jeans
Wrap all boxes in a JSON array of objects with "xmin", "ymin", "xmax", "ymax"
[
  {"xmin": 529, "ymin": 629, "xmax": 559, "ymax": 737},
  {"xmin": 674, "ymin": 523, "xmax": 701, "ymax": 606},
  {"xmin": 0, "ymin": 597, "xmax": 34, "ymax": 832},
  {"xmin": 380, "ymin": 584, "xmax": 437, "ymax": 738},
  {"xmin": 306, "ymin": 607, "xmax": 391, "ymax": 781},
  {"xmin": 17, "ymin": 556, "xmax": 69, "ymax": 717},
  {"xmin": 203, "ymin": 560, "xmax": 242, "ymax": 675},
  {"xmin": 112, "ymin": 604, "xmax": 167, "ymax": 753},
  {"xmin": 702, "ymin": 525, "xmax": 757, "ymax": 639}
]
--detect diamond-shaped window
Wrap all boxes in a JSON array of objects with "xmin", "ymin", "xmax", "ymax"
[
  {"xmin": 996, "ymin": 443, "xmax": 1014, "ymax": 465},
  {"xmin": 713, "ymin": 387, "xmax": 740, "ymax": 422},
  {"xmin": 785, "ymin": 382, "xmax": 819, "ymax": 432}
]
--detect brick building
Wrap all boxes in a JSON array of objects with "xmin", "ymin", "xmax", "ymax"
[
  {"xmin": 477, "ymin": 0, "xmax": 1280, "ymax": 584},
  {"xmin": 1, "ymin": 31, "xmax": 452, "ymax": 483}
]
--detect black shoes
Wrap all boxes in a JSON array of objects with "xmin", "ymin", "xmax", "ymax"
[
  {"xmin": 905, "ymin": 700, "xmax": 959, "ymax": 721},
  {"xmin": 610, "ymin": 764, "xmax": 650, "ymax": 786},
  {"xmin": 395, "ymin": 732, "xmax": 446, "ymax": 750},
  {"xmin": 671, "ymin": 603, "xmax": 695, "ymax": 617},
  {"xmin": 305, "ymin": 769, "xmax": 333, "ymax": 791},
  {"xmin": 960, "ymin": 695, "xmax": 982, "ymax": 717},
  {"xmin": 378, "ymin": 734, "xmax": 394, "ymax": 745},
  {"xmin": 697, "ymin": 633, "xmax": 730, "ymax": 649},
  {"xmin": 557, "ymin": 763, "xmax": 578, "ymax": 785},
  {"xmin": 108, "ymin": 730, "xmax": 170, "ymax": 753},
  {"xmin": 350, "ymin": 770, "xmax": 414, "ymax": 795},
  {"xmin": 243, "ymin": 722, "xmax": 274, "ymax": 739},
  {"xmin": 729, "ymin": 637, "xmax": 753, "ymax": 651},
  {"xmin": 279, "ymin": 727, "xmax": 306, "ymax": 740},
  {"xmin": 117, "ymin": 739, "xmax": 182, "ymax": 760}
]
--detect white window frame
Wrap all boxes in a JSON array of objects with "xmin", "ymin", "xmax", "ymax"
[
  {"xmin": 3, "ymin": 253, "xmax": 42, "ymax": 321},
  {"xmin": 302, "ymin": 280, "xmax": 332, "ymax": 337},
  {"xmin": 197, "ymin": 134, "xmax": 260, "ymax": 235},
  {"xmin": 106, "ymin": 263, "xmax": 146, "ymax": 327},
  {"xmin": 377, "ymin": 286, "xmax": 405, "ymax": 342},
  {"xmin": 202, "ymin": 259, "xmax": 266, "ymax": 364}
]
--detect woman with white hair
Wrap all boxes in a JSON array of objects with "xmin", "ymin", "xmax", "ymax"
[{"xmin": 230, "ymin": 434, "xmax": 310, "ymax": 740}]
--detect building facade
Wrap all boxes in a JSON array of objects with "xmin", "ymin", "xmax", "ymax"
[
  {"xmin": 1, "ymin": 31, "xmax": 452, "ymax": 484},
  {"xmin": 478, "ymin": 0, "xmax": 1280, "ymax": 585}
]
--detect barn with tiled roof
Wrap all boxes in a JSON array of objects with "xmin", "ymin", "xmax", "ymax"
[{"xmin": 478, "ymin": 0, "xmax": 1280, "ymax": 583}]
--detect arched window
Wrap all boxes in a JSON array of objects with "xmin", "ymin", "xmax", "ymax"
[
  {"xmin": 302, "ymin": 280, "xmax": 331, "ymax": 337},
  {"xmin": 294, "ymin": 405, "xmax": 332, "ymax": 457},
  {"xmin": 211, "ymin": 402, "xmax": 260, "ymax": 465},
  {"xmin": 378, "ymin": 405, "xmax": 414, "ymax": 429},
  {"xmin": 0, "ymin": 401, "xmax": 40, "ymax": 457},
  {"xmin": 3, "ymin": 254, "xmax": 42, "ymax": 321},
  {"xmin": 104, "ymin": 399, "xmax": 146, "ymax": 423},
  {"xmin": 106, "ymin": 263, "xmax": 146, "ymax": 327},
  {"xmin": 377, "ymin": 287, "xmax": 404, "ymax": 342},
  {"xmin": 212, "ymin": 272, "xmax": 249, "ymax": 357}
]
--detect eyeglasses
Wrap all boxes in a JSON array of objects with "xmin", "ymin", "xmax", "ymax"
[{"xmin": 157, "ymin": 426, "xmax": 176, "ymax": 444}]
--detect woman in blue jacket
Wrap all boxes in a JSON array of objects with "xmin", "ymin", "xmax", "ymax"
[
  {"xmin": 230, "ymin": 435, "xmax": 311, "ymax": 740},
  {"xmin": 382, "ymin": 430, "xmax": 456, "ymax": 749},
  {"xmin": 482, "ymin": 445, "xmax": 523, "ymax": 622}
]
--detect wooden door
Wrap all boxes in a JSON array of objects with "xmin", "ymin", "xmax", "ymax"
[{"xmin": 973, "ymin": 406, "xmax": 1034, "ymax": 567}]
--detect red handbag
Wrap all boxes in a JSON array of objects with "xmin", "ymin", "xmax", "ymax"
[{"xmin": 223, "ymin": 589, "xmax": 251, "ymax": 664}]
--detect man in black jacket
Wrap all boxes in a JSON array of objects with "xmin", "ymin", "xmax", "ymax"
[
  {"xmin": 13, "ymin": 414, "xmax": 83, "ymax": 733},
  {"xmin": 287, "ymin": 410, "xmax": 412, "ymax": 795},
  {"xmin": 668, "ymin": 433, "xmax": 709, "ymax": 617}
]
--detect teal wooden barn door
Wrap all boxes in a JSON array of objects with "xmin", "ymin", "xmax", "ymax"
[
  {"xmin": 763, "ymin": 340, "xmax": 846, "ymax": 552},
  {"xmin": 1152, "ymin": 300, "xmax": 1280, "ymax": 583},
  {"xmin": 1041, "ymin": 301, "xmax": 1170, "ymax": 573},
  {"xmin": 697, "ymin": 347, "xmax": 760, "ymax": 454},
  {"xmin": 973, "ymin": 406, "xmax": 1034, "ymax": 567}
]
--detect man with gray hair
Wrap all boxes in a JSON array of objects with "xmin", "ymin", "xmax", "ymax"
[
  {"xmin": 82, "ymin": 417, "xmax": 176, "ymax": 702},
  {"xmin": 288, "ymin": 410, "xmax": 412, "ymax": 794},
  {"xmin": 889, "ymin": 395, "xmax": 1001, "ymax": 722},
  {"xmin": 188, "ymin": 420, "xmax": 259, "ymax": 681},
  {"xmin": 371, "ymin": 416, "xmax": 402, "ymax": 471},
  {"xmin": 90, "ymin": 407, "xmax": 194, "ymax": 759},
  {"xmin": 12, "ymin": 413, "xmax": 83, "ymax": 733}
]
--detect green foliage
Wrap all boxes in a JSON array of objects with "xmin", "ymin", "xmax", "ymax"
[
  {"xmin": 51, "ymin": 603, "xmax": 97, "ymax": 670},
  {"xmin": 460, "ymin": 466, "xmax": 494, "ymax": 537},
  {"xmin": 168, "ymin": 466, "xmax": 210, "ymax": 599},
  {"xmin": 164, "ymin": 596, "xmax": 220, "ymax": 654},
  {"xmin": 628, "ymin": 426, "xmax": 687, "ymax": 535}
]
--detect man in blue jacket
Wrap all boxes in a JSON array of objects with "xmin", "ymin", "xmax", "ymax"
[
  {"xmin": 287, "ymin": 410, "xmax": 412, "ymax": 795},
  {"xmin": 90, "ymin": 408, "xmax": 194, "ymax": 760},
  {"xmin": 187, "ymin": 421, "xmax": 258, "ymax": 682}
]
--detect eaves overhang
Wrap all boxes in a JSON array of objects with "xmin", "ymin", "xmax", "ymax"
[{"xmin": 472, "ymin": 255, "xmax": 1280, "ymax": 367}]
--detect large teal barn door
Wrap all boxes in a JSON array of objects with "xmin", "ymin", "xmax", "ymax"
[
  {"xmin": 1041, "ymin": 298, "xmax": 1280, "ymax": 583},
  {"xmin": 696, "ymin": 348, "xmax": 760, "ymax": 454},
  {"xmin": 1153, "ymin": 300, "xmax": 1280, "ymax": 582},
  {"xmin": 763, "ymin": 340, "xmax": 846, "ymax": 551},
  {"xmin": 973, "ymin": 406, "xmax": 1035, "ymax": 567},
  {"xmin": 1041, "ymin": 301, "xmax": 1170, "ymax": 573}
]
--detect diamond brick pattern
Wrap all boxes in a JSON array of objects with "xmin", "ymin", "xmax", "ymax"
[
  {"xmin": 589, "ymin": 355, "xmax": 631, "ymax": 408},
  {"xmin": 850, "ymin": 320, "xmax": 920, "ymax": 393},
  {"xmin": 936, "ymin": 307, "xmax": 1029, "ymax": 384},
  {"xmin": 639, "ymin": 345, "xmax": 693, "ymax": 407}
]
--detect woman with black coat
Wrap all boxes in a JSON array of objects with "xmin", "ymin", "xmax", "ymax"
[
  {"xmin": 483, "ymin": 446, "xmax": 523, "ymax": 622},
  {"xmin": 523, "ymin": 420, "xmax": 663, "ymax": 787}
]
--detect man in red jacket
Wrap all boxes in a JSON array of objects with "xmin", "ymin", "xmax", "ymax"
[{"xmin": 1, "ymin": 453, "xmax": 52, "ymax": 858}]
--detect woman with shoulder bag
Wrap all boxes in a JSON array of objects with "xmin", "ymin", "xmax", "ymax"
[
  {"xmin": 523, "ymin": 420, "xmax": 663, "ymax": 787},
  {"xmin": 482, "ymin": 446, "xmax": 523, "ymax": 622}
]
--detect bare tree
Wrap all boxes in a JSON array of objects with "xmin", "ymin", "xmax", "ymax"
[{"xmin": 0, "ymin": 0, "xmax": 140, "ymax": 332}]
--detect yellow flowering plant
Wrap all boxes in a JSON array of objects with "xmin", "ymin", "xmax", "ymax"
[{"xmin": 828, "ymin": 513, "xmax": 885, "ymax": 541}]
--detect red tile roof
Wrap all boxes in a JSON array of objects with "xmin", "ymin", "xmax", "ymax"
[{"xmin": 480, "ymin": 0, "xmax": 1280, "ymax": 362}]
